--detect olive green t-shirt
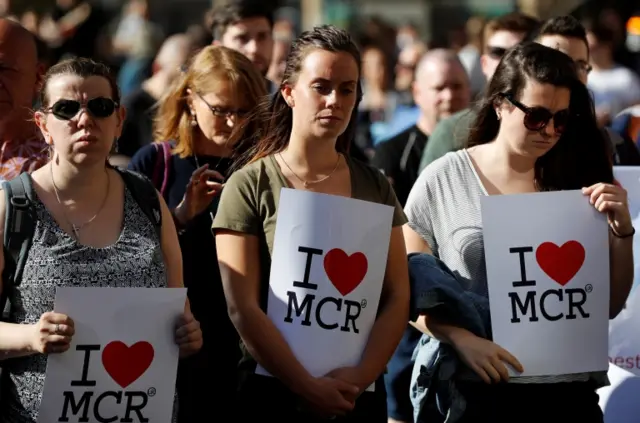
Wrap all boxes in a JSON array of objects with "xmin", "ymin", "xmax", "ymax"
[{"xmin": 212, "ymin": 154, "xmax": 407, "ymax": 375}]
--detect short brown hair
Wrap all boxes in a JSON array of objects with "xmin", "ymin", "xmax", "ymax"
[
  {"xmin": 482, "ymin": 12, "xmax": 540, "ymax": 53},
  {"xmin": 211, "ymin": 0, "xmax": 274, "ymax": 41},
  {"xmin": 154, "ymin": 45, "xmax": 268, "ymax": 158}
]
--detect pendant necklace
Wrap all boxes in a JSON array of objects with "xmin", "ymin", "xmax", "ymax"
[
  {"xmin": 278, "ymin": 153, "xmax": 341, "ymax": 188},
  {"xmin": 51, "ymin": 164, "xmax": 111, "ymax": 240}
]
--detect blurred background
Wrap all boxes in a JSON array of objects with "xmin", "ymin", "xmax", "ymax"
[{"xmin": 6, "ymin": 0, "xmax": 640, "ymax": 154}]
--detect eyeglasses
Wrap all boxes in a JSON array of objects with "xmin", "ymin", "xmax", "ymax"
[
  {"xmin": 196, "ymin": 92, "xmax": 250, "ymax": 119},
  {"xmin": 501, "ymin": 93, "xmax": 571, "ymax": 135},
  {"xmin": 486, "ymin": 46, "xmax": 508, "ymax": 59},
  {"xmin": 45, "ymin": 98, "xmax": 119, "ymax": 121}
]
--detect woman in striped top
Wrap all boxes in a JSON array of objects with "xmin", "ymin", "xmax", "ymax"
[{"xmin": 404, "ymin": 42, "xmax": 633, "ymax": 422}]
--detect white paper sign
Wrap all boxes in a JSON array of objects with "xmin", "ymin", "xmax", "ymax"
[
  {"xmin": 482, "ymin": 190, "xmax": 610, "ymax": 377},
  {"xmin": 609, "ymin": 167, "xmax": 640, "ymax": 375},
  {"xmin": 256, "ymin": 188, "xmax": 394, "ymax": 383},
  {"xmin": 38, "ymin": 287, "xmax": 187, "ymax": 423}
]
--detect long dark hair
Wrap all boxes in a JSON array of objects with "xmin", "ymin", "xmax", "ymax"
[
  {"xmin": 468, "ymin": 41, "xmax": 613, "ymax": 191},
  {"xmin": 233, "ymin": 25, "xmax": 363, "ymax": 169}
]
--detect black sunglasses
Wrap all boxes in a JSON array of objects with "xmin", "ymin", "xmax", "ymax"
[
  {"xmin": 501, "ymin": 94, "xmax": 571, "ymax": 135},
  {"xmin": 486, "ymin": 46, "xmax": 508, "ymax": 59},
  {"xmin": 45, "ymin": 97, "xmax": 119, "ymax": 121}
]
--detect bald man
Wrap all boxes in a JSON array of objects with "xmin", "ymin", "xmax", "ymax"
[
  {"xmin": 372, "ymin": 49, "xmax": 469, "ymax": 423},
  {"xmin": 115, "ymin": 33, "xmax": 196, "ymax": 159},
  {"xmin": 373, "ymin": 49, "xmax": 470, "ymax": 207},
  {"xmin": 0, "ymin": 18, "xmax": 47, "ymax": 182}
]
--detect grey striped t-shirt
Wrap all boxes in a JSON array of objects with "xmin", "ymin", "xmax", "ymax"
[{"xmin": 405, "ymin": 149, "xmax": 593, "ymax": 384}]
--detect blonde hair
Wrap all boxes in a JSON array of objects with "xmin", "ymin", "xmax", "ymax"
[{"xmin": 154, "ymin": 45, "xmax": 269, "ymax": 158}]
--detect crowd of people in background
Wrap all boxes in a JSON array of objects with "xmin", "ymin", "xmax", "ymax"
[{"xmin": 0, "ymin": 0, "xmax": 637, "ymax": 422}]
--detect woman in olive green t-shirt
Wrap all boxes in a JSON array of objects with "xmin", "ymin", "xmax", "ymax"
[{"xmin": 213, "ymin": 26, "xmax": 410, "ymax": 422}]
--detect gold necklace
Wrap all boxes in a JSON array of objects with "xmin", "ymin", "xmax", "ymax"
[
  {"xmin": 50, "ymin": 164, "xmax": 111, "ymax": 240},
  {"xmin": 278, "ymin": 152, "xmax": 341, "ymax": 188}
]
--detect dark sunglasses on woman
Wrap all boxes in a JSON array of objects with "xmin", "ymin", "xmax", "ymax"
[
  {"xmin": 45, "ymin": 97, "xmax": 119, "ymax": 121},
  {"xmin": 500, "ymin": 93, "xmax": 571, "ymax": 135}
]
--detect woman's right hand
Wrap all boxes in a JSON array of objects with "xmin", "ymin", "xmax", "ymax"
[
  {"xmin": 451, "ymin": 330, "xmax": 523, "ymax": 383},
  {"xmin": 31, "ymin": 312, "xmax": 75, "ymax": 354},
  {"xmin": 299, "ymin": 376, "xmax": 359, "ymax": 417},
  {"xmin": 175, "ymin": 164, "xmax": 225, "ymax": 224}
]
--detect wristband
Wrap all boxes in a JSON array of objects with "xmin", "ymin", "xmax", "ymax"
[{"xmin": 611, "ymin": 226, "xmax": 635, "ymax": 238}]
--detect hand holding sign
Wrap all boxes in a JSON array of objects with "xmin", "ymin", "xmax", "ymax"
[
  {"xmin": 299, "ymin": 376, "xmax": 359, "ymax": 418},
  {"xmin": 583, "ymin": 182, "xmax": 633, "ymax": 236},
  {"xmin": 326, "ymin": 366, "xmax": 369, "ymax": 398},
  {"xmin": 31, "ymin": 311, "xmax": 75, "ymax": 354},
  {"xmin": 450, "ymin": 328, "xmax": 523, "ymax": 383},
  {"xmin": 481, "ymin": 190, "xmax": 610, "ymax": 377},
  {"xmin": 174, "ymin": 309, "xmax": 202, "ymax": 358}
]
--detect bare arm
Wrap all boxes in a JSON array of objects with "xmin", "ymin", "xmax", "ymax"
[
  {"xmin": 0, "ymin": 192, "xmax": 38, "ymax": 360},
  {"xmin": 609, "ymin": 231, "xmax": 634, "ymax": 318},
  {"xmin": 355, "ymin": 226, "xmax": 410, "ymax": 386},
  {"xmin": 403, "ymin": 224, "xmax": 432, "ymax": 255},
  {"xmin": 216, "ymin": 230, "xmax": 316, "ymax": 395}
]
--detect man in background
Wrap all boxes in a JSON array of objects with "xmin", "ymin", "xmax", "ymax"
[
  {"xmin": 211, "ymin": 0, "xmax": 274, "ymax": 89},
  {"xmin": 114, "ymin": 33, "xmax": 197, "ymax": 162},
  {"xmin": 374, "ymin": 49, "xmax": 470, "ymax": 423},
  {"xmin": 373, "ymin": 49, "xmax": 470, "ymax": 207},
  {"xmin": 0, "ymin": 18, "xmax": 47, "ymax": 182},
  {"xmin": 418, "ymin": 12, "xmax": 540, "ymax": 172}
]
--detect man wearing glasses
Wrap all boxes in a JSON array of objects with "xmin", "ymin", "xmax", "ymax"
[
  {"xmin": 536, "ymin": 15, "xmax": 640, "ymax": 165},
  {"xmin": 418, "ymin": 12, "xmax": 540, "ymax": 172}
]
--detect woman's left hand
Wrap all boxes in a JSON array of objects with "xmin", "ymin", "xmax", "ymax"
[
  {"xmin": 325, "ymin": 366, "xmax": 369, "ymax": 402},
  {"xmin": 583, "ymin": 183, "xmax": 634, "ymax": 236},
  {"xmin": 174, "ymin": 310, "xmax": 202, "ymax": 358}
]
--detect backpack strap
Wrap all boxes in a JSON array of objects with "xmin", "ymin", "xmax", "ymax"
[
  {"xmin": 151, "ymin": 143, "xmax": 164, "ymax": 190},
  {"xmin": 159, "ymin": 142, "xmax": 171, "ymax": 196},
  {"xmin": 117, "ymin": 168, "xmax": 162, "ymax": 240},
  {"xmin": 1, "ymin": 173, "xmax": 37, "ymax": 317},
  {"xmin": 150, "ymin": 142, "xmax": 172, "ymax": 199}
]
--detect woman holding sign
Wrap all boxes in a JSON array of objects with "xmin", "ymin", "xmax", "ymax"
[
  {"xmin": 0, "ymin": 58, "xmax": 202, "ymax": 422},
  {"xmin": 404, "ymin": 41, "xmax": 634, "ymax": 422},
  {"xmin": 214, "ymin": 25, "xmax": 410, "ymax": 421}
]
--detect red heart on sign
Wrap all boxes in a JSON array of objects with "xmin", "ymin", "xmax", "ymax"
[
  {"xmin": 323, "ymin": 249, "xmax": 368, "ymax": 296},
  {"xmin": 535, "ymin": 241, "xmax": 585, "ymax": 286},
  {"xmin": 102, "ymin": 341, "xmax": 154, "ymax": 388}
]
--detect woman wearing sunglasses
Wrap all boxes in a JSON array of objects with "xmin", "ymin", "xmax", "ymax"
[
  {"xmin": 0, "ymin": 58, "xmax": 202, "ymax": 423},
  {"xmin": 128, "ymin": 45, "xmax": 268, "ymax": 420},
  {"xmin": 404, "ymin": 42, "xmax": 633, "ymax": 422}
]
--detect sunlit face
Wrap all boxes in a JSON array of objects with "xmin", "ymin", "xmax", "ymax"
[
  {"xmin": 481, "ymin": 30, "xmax": 526, "ymax": 80},
  {"xmin": 188, "ymin": 80, "xmax": 250, "ymax": 149},
  {"xmin": 413, "ymin": 59, "xmax": 470, "ymax": 121},
  {"xmin": 496, "ymin": 78, "xmax": 571, "ymax": 158},
  {"xmin": 34, "ymin": 74, "xmax": 124, "ymax": 166},
  {"xmin": 283, "ymin": 49, "xmax": 359, "ymax": 141},
  {"xmin": 220, "ymin": 17, "xmax": 273, "ymax": 75},
  {"xmin": 537, "ymin": 34, "xmax": 590, "ymax": 84}
]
